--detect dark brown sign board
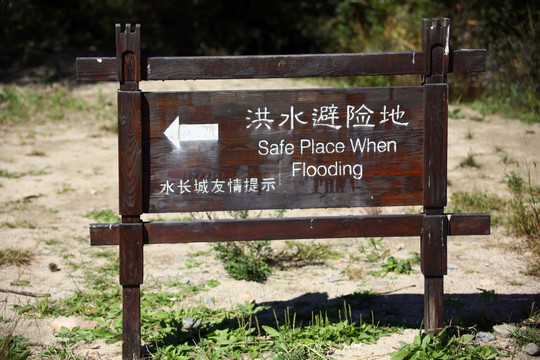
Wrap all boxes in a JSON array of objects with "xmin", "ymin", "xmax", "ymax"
[
  {"xmin": 78, "ymin": 19, "xmax": 489, "ymax": 360},
  {"xmin": 146, "ymin": 87, "xmax": 424, "ymax": 212}
]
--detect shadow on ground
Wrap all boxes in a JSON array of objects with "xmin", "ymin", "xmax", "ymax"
[{"xmin": 257, "ymin": 291, "xmax": 540, "ymax": 330}]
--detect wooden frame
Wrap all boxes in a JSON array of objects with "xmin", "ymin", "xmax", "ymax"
[{"xmin": 77, "ymin": 19, "xmax": 489, "ymax": 360}]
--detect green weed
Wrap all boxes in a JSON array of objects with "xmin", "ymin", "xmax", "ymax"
[
  {"xmin": 0, "ymin": 335, "xmax": 33, "ymax": 360},
  {"xmin": 495, "ymin": 146, "xmax": 514, "ymax": 165},
  {"xmin": 274, "ymin": 209, "xmax": 288, "ymax": 218},
  {"xmin": 391, "ymin": 327, "xmax": 498, "ymax": 360},
  {"xmin": 512, "ymin": 325, "xmax": 540, "ymax": 349},
  {"xmin": 39, "ymin": 344, "xmax": 84, "ymax": 360},
  {"xmin": 449, "ymin": 108, "xmax": 466, "ymax": 119},
  {"xmin": 0, "ymin": 249, "xmax": 33, "ymax": 266},
  {"xmin": 510, "ymin": 309, "xmax": 540, "ymax": 348},
  {"xmin": 10, "ymin": 280, "xmax": 30, "ymax": 287},
  {"xmin": 5, "ymin": 196, "xmax": 33, "ymax": 209},
  {"xmin": 213, "ymin": 241, "xmax": 273, "ymax": 282},
  {"xmin": 83, "ymin": 209, "xmax": 119, "ymax": 223},
  {"xmin": 360, "ymin": 237, "xmax": 390, "ymax": 263},
  {"xmin": 460, "ymin": 153, "xmax": 481, "ymax": 169},
  {"xmin": 368, "ymin": 253, "xmax": 419, "ymax": 278}
]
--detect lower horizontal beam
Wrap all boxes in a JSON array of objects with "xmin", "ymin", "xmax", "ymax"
[{"xmin": 89, "ymin": 213, "xmax": 489, "ymax": 246}]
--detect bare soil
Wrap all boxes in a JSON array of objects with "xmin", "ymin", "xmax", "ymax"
[{"xmin": 1, "ymin": 79, "xmax": 539, "ymax": 359}]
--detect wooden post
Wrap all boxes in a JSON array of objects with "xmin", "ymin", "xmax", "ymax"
[
  {"xmin": 116, "ymin": 23, "xmax": 143, "ymax": 360},
  {"xmin": 422, "ymin": 18, "xmax": 450, "ymax": 335}
]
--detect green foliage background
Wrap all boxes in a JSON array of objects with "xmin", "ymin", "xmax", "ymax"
[{"xmin": 1, "ymin": 0, "xmax": 538, "ymax": 119}]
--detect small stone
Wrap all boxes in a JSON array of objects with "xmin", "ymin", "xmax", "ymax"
[
  {"xmin": 447, "ymin": 264, "xmax": 458, "ymax": 270},
  {"xmin": 493, "ymin": 324, "xmax": 515, "ymax": 338},
  {"xmin": 476, "ymin": 332, "xmax": 496, "ymax": 343},
  {"xmin": 522, "ymin": 343, "xmax": 540, "ymax": 356},
  {"xmin": 179, "ymin": 278, "xmax": 190, "ymax": 284},
  {"xmin": 182, "ymin": 317, "xmax": 201, "ymax": 330},
  {"xmin": 329, "ymin": 275, "xmax": 341, "ymax": 283},
  {"xmin": 204, "ymin": 296, "xmax": 213, "ymax": 304}
]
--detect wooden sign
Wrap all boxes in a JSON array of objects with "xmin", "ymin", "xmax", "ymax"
[
  {"xmin": 77, "ymin": 19, "xmax": 490, "ymax": 360},
  {"xmin": 145, "ymin": 87, "xmax": 424, "ymax": 212}
]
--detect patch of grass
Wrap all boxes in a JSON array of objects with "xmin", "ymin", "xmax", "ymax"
[
  {"xmin": 504, "ymin": 169, "xmax": 540, "ymax": 258},
  {"xmin": 343, "ymin": 265, "xmax": 366, "ymax": 280},
  {"xmin": 391, "ymin": 327, "xmax": 498, "ymax": 360},
  {"xmin": 273, "ymin": 209, "xmax": 288, "ymax": 218},
  {"xmin": 4, "ymin": 194, "xmax": 45, "ymax": 211},
  {"xmin": 150, "ymin": 302, "xmax": 392, "ymax": 359},
  {"xmin": 470, "ymin": 97, "xmax": 539, "ymax": 124},
  {"xmin": 0, "ymin": 249, "xmax": 33, "ymax": 266},
  {"xmin": 449, "ymin": 108, "xmax": 466, "ymax": 119},
  {"xmin": 0, "ymin": 221, "xmax": 36, "ymax": 229},
  {"xmin": 465, "ymin": 130, "xmax": 474, "ymax": 140},
  {"xmin": 187, "ymin": 250, "xmax": 211, "ymax": 258},
  {"xmin": 83, "ymin": 209, "xmax": 119, "ymax": 223},
  {"xmin": 0, "ymin": 169, "xmax": 24, "ymax": 179},
  {"xmin": 448, "ymin": 190, "xmax": 506, "ymax": 226},
  {"xmin": 495, "ymin": 146, "xmax": 514, "ymax": 165},
  {"xmin": 0, "ymin": 168, "xmax": 50, "ymax": 179},
  {"xmin": 10, "ymin": 280, "xmax": 30, "ymax": 287},
  {"xmin": 368, "ymin": 253, "xmax": 419, "ymax": 278},
  {"xmin": 511, "ymin": 310, "xmax": 540, "ymax": 348},
  {"xmin": 57, "ymin": 183, "xmax": 75, "ymax": 194},
  {"xmin": 273, "ymin": 240, "xmax": 342, "ymax": 269},
  {"xmin": 26, "ymin": 149, "xmax": 46, "ymax": 157},
  {"xmin": 459, "ymin": 153, "xmax": 481, "ymax": 169},
  {"xmin": 0, "ymin": 85, "xmax": 88, "ymax": 125},
  {"xmin": 8, "ymin": 245, "xmax": 395, "ymax": 359},
  {"xmin": 213, "ymin": 241, "xmax": 273, "ymax": 282},
  {"xmin": 360, "ymin": 238, "xmax": 390, "ymax": 263}
]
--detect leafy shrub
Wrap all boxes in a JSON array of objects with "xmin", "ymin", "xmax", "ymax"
[
  {"xmin": 213, "ymin": 241, "xmax": 273, "ymax": 282},
  {"xmin": 0, "ymin": 335, "xmax": 32, "ymax": 360}
]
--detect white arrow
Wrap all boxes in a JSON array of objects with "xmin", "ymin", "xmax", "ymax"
[
  {"xmin": 164, "ymin": 116, "xmax": 181, "ymax": 150},
  {"xmin": 164, "ymin": 116, "xmax": 219, "ymax": 150}
]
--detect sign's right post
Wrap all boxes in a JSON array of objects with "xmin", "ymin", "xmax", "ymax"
[{"xmin": 421, "ymin": 18, "xmax": 450, "ymax": 334}]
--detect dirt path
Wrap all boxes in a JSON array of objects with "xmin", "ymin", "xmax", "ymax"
[{"xmin": 0, "ymin": 79, "xmax": 539, "ymax": 359}]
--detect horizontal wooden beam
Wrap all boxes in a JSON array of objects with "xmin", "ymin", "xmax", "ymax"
[
  {"xmin": 89, "ymin": 213, "xmax": 490, "ymax": 246},
  {"xmin": 77, "ymin": 49, "xmax": 485, "ymax": 82}
]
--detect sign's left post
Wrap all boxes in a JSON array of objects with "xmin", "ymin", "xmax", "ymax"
[{"xmin": 116, "ymin": 24, "xmax": 143, "ymax": 360}]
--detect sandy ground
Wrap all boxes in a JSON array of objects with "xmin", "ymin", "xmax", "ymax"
[{"xmin": 0, "ymin": 78, "xmax": 539, "ymax": 359}]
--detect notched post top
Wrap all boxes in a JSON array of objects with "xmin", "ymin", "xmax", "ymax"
[
  {"xmin": 116, "ymin": 23, "xmax": 141, "ymax": 90},
  {"xmin": 423, "ymin": 18, "xmax": 450, "ymax": 83}
]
